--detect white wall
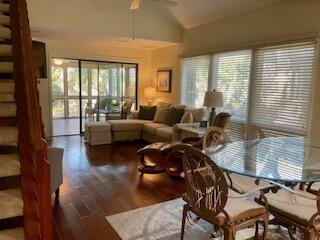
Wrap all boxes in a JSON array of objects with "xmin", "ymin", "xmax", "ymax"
[
  {"xmin": 27, "ymin": 0, "xmax": 182, "ymax": 44},
  {"xmin": 40, "ymin": 39, "xmax": 153, "ymax": 137}
]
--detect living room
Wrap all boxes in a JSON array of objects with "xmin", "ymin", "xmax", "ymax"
[{"xmin": 1, "ymin": 0, "xmax": 320, "ymax": 239}]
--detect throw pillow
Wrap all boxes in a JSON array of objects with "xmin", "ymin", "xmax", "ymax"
[
  {"xmin": 164, "ymin": 107, "xmax": 185, "ymax": 126},
  {"xmin": 138, "ymin": 105, "xmax": 157, "ymax": 120},
  {"xmin": 157, "ymin": 102, "xmax": 171, "ymax": 109},
  {"xmin": 180, "ymin": 111, "xmax": 193, "ymax": 123},
  {"xmin": 153, "ymin": 108, "xmax": 169, "ymax": 123}
]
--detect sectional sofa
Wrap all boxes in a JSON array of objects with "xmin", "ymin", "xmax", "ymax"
[{"xmin": 106, "ymin": 105, "xmax": 209, "ymax": 143}]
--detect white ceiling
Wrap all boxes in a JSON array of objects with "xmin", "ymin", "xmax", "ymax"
[{"xmin": 146, "ymin": 0, "xmax": 282, "ymax": 29}]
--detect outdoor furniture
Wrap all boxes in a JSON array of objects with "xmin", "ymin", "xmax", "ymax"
[
  {"xmin": 84, "ymin": 121, "xmax": 112, "ymax": 145},
  {"xmin": 107, "ymin": 99, "xmax": 134, "ymax": 120},
  {"xmin": 181, "ymin": 146, "xmax": 269, "ymax": 240}
]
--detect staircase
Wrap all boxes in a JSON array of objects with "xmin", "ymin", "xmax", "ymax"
[{"xmin": 0, "ymin": 0, "xmax": 52, "ymax": 239}]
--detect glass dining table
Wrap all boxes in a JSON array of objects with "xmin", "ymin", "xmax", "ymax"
[{"xmin": 204, "ymin": 136, "xmax": 320, "ymax": 184}]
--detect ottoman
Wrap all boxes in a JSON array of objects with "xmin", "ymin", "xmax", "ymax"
[{"xmin": 84, "ymin": 122, "xmax": 112, "ymax": 145}]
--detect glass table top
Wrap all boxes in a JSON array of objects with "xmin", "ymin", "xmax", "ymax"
[{"xmin": 204, "ymin": 137, "xmax": 320, "ymax": 183}]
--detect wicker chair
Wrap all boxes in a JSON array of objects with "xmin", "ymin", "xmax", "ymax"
[
  {"xmin": 181, "ymin": 146, "xmax": 269, "ymax": 240},
  {"xmin": 226, "ymin": 124, "xmax": 269, "ymax": 194},
  {"xmin": 257, "ymin": 187, "xmax": 320, "ymax": 239}
]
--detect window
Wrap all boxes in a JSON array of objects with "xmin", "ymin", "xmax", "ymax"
[
  {"xmin": 180, "ymin": 40, "xmax": 316, "ymax": 138},
  {"xmin": 250, "ymin": 42, "xmax": 315, "ymax": 135},
  {"xmin": 181, "ymin": 55, "xmax": 210, "ymax": 108},
  {"xmin": 212, "ymin": 50, "xmax": 252, "ymax": 123}
]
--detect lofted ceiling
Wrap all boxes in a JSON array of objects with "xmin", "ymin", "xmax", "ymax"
[{"xmin": 146, "ymin": 0, "xmax": 282, "ymax": 29}]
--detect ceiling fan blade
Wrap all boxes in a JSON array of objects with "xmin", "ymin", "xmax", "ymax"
[
  {"xmin": 130, "ymin": 0, "xmax": 141, "ymax": 10},
  {"xmin": 152, "ymin": 0, "xmax": 178, "ymax": 7}
]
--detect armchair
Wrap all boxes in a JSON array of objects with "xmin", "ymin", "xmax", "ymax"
[{"xmin": 48, "ymin": 147, "xmax": 64, "ymax": 199}]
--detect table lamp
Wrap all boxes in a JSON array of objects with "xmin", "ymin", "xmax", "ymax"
[
  {"xmin": 203, "ymin": 90, "xmax": 224, "ymax": 126},
  {"xmin": 144, "ymin": 87, "xmax": 156, "ymax": 106}
]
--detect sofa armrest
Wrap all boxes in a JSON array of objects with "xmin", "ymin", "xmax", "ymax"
[
  {"xmin": 130, "ymin": 110, "xmax": 139, "ymax": 119},
  {"xmin": 48, "ymin": 147, "xmax": 64, "ymax": 193}
]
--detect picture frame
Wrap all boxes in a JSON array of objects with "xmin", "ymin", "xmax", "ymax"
[{"xmin": 157, "ymin": 70, "xmax": 172, "ymax": 93}]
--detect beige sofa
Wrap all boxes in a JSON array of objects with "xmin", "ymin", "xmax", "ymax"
[{"xmin": 106, "ymin": 106, "xmax": 208, "ymax": 143}]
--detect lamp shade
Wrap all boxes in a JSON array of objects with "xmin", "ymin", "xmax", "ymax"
[
  {"xmin": 203, "ymin": 91, "xmax": 223, "ymax": 108},
  {"xmin": 144, "ymin": 87, "xmax": 156, "ymax": 99}
]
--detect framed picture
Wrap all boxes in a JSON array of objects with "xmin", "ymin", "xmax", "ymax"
[{"xmin": 157, "ymin": 70, "xmax": 172, "ymax": 92}]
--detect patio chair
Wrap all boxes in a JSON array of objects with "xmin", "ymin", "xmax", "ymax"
[
  {"xmin": 257, "ymin": 187, "xmax": 320, "ymax": 239},
  {"xmin": 181, "ymin": 146, "xmax": 269, "ymax": 240},
  {"xmin": 108, "ymin": 99, "xmax": 134, "ymax": 120}
]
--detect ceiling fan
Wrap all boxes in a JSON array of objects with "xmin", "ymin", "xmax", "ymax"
[{"xmin": 130, "ymin": 0, "xmax": 178, "ymax": 10}]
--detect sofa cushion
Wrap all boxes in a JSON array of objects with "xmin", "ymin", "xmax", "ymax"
[
  {"xmin": 143, "ymin": 122, "xmax": 168, "ymax": 135},
  {"xmin": 107, "ymin": 119, "xmax": 151, "ymax": 131},
  {"xmin": 165, "ymin": 107, "xmax": 185, "ymax": 126},
  {"xmin": 180, "ymin": 111, "xmax": 193, "ymax": 123},
  {"xmin": 156, "ymin": 127, "xmax": 173, "ymax": 140},
  {"xmin": 157, "ymin": 102, "xmax": 171, "ymax": 109},
  {"xmin": 153, "ymin": 108, "xmax": 169, "ymax": 123},
  {"xmin": 138, "ymin": 105, "xmax": 157, "ymax": 120}
]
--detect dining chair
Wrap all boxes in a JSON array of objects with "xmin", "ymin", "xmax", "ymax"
[
  {"xmin": 226, "ymin": 124, "xmax": 269, "ymax": 194},
  {"xmin": 257, "ymin": 187, "xmax": 320, "ymax": 239},
  {"xmin": 181, "ymin": 146, "xmax": 269, "ymax": 240}
]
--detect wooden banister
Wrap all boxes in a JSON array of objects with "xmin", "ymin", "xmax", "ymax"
[{"xmin": 10, "ymin": 0, "xmax": 53, "ymax": 239}]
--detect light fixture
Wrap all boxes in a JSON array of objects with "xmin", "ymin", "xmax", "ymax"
[
  {"xmin": 144, "ymin": 87, "xmax": 156, "ymax": 106},
  {"xmin": 53, "ymin": 58, "xmax": 63, "ymax": 65},
  {"xmin": 203, "ymin": 89, "xmax": 224, "ymax": 126}
]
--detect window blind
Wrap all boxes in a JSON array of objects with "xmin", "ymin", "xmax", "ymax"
[
  {"xmin": 212, "ymin": 50, "xmax": 252, "ymax": 122},
  {"xmin": 249, "ymin": 41, "xmax": 315, "ymax": 135},
  {"xmin": 181, "ymin": 55, "xmax": 210, "ymax": 108},
  {"xmin": 211, "ymin": 50, "xmax": 252, "ymax": 141}
]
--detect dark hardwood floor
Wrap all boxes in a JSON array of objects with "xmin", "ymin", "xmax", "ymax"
[{"xmin": 49, "ymin": 136, "xmax": 186, "ymax": 240}]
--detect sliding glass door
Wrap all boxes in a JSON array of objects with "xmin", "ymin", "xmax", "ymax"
[{"xmin": 51, "ymin": 58, "xmax": 138, "ymax": 136}]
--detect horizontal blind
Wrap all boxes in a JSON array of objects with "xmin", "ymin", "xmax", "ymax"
[
  {"xmin": 250, "ymin": 41, "xmax": 315, "ymax": 135},
  {"xmin": 181, "ymin": 55, "xmax": 210, "ymax": 108},
  {"xmin": 212, "ymin": 50, "xmax": 252, "ymax": 140}
]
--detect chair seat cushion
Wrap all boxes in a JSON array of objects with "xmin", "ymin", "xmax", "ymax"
[
  {"xmin": 265, "ymin": 189, "xmax": 317, "ymax": 227},
  {"xmin": 107, "ymin": 119, "xmax": 151, "ymax": 131},
  {"xmin": 143, "ymin": 122, "xmax": 168, "ymax": 135},
  {"xmin": 156, "ymin": 127, "xmax": 173, "ymax": 140},
  {"xmin": 214, "ymin": 189, "xmax": 266, "ymax": 226},
  {"xmin": 225, "ymin": 173, "xmax": 268, "ymax": 194}
]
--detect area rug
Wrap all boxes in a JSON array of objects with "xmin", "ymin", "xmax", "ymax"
[{"xmin": 106, "ymin": 198, "xmax": 290, "ymax": 240}]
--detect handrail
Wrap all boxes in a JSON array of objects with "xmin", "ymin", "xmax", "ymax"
[{"xmin": 10, "ymin": 0, "xmax": 53, "ymax": 239}]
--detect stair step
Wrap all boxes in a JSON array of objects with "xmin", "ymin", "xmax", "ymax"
[
  {"xmin": 0, "ymin": 227, "xmax": 25, "ymax": 240},
  {"xmin": 0, "ymin": 189, "xmax": 23, "ymax": 220},
  {"xmin": 0, "ymin": 127, "xmax": 17, "ymax": 146},
  {"xmin": 0, "ymin": 103, "xmax": 16, "ymax": 117},
  {"xmin": 0, "ymin": 93, "xmax": 14, "ymax": 102},
  {"xmin": 0, "ymin": 15, "xmax": 9, "ymax": 26},
  {"xmin": 0, "ymin": 154, "xmax": 20, "ymax": 178},
  {"xmin": 0, "ymin": 146, "xmax": 17, "ymax": 154},
  {"xmin": 0, "ymin": 117, "xmax": 15, "ymax": 127},
  {"xmin": 0, "ymin": 27, "xmax": 10, "ymax": 40},
  {"xmin": 0, "ymin": 176, "xmax": 21, "ymax": 191},
  {"xmin": 0, "ymin": 81, "xmax": 14, "ymax": 93},
  {"xmin": 0, "ymin": 44, "xmax": 12, "ymax": 56},
  {"xmin": 0, "ymin": 3, "xmax": 9, "ymax": 13},
  {"xmin": 0, "ymin": 62, "xmax": 12, "ymax": 73}
]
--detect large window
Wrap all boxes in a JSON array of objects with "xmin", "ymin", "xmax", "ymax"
[
  {"xmin": 181, "ymin": 55, "xmax": 210, "ymax": 108},
  {"xmin": 181, "ymin": 41, "xmax": 316, "ymax": 138},
  {"xmin": 250, "ymin": 42, "xmax": 315, "ymax": 135},
  {"xmin": 212, "ymin": 50, "xmax": 252, "ymax": 123}
]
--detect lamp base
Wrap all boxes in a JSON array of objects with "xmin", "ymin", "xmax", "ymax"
[{"xmin": 209, "ymin": 108, "xmax": 217, "ymax": 126}]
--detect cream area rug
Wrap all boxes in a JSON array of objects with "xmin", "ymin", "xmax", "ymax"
[{"xmin": 106, "ymin": 198, "xmax": 290, "ymax": 240}]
